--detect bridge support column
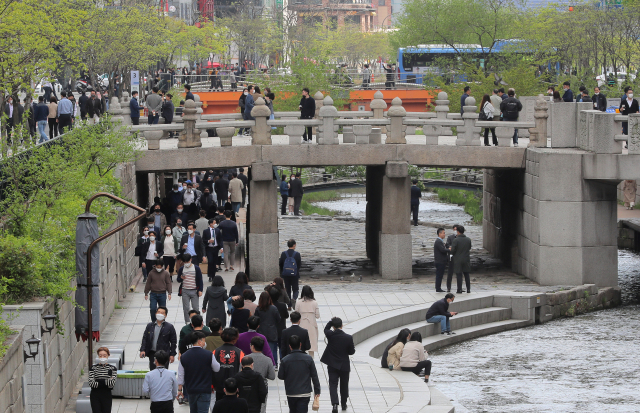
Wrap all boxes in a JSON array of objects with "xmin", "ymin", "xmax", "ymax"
[
  {"xmin": 378, "ymin": 161, "xmax": 412, "ymax": 279},
  {"xmin": 247, "ymin": 162, "xmax": 279, "ymax": 281}
]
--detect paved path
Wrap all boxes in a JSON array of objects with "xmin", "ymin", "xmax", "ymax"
[{"xmin": 72, "ymin": 272, "xmax": 452, "ymax": 413}]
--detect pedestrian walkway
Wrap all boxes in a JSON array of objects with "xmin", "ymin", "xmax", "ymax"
[{"xmin": 67, "ymin": 273, "xmax": 455, "ymax": 413}]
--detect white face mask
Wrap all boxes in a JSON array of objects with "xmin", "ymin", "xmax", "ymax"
[
  {"xmin": 244, "ymin": 91, "xmax": 248, "ymax": 95},
  {"xmin": 185, "ymin": 263, "xmax": 192, "ymax": 268},
  {"xmin": 188, "ymin": 229, "xmax": 193, "ymax": 235},
  {"xmin": 594, "ymin": 92, "xmax": 599, "ymax": 95},
  {"xmin": 156, "ymin": 267, "xmax": 163, "ymax": 272},
  {"xmin": 144, "ymin": 230, "xmax": 149, "ymax": 235},
  {"xmin": 98, "ymin": 357, "xmax": 109, "ymax": 364},
  {"xmin": 187, "ymin": 189, "xmax": 192, "ymax": 193},
  {"xmin": 156, "ymin": 314, "xmax": 165, "ymax": 321},
  {"xmin": 629, "ymin": 94, "xmax": 634, "ymax": 99},
  {"xmin": 149, "ymin": 236, "xmax": 155, "ymax": 241},
  {"xmin": 177, "ymin": 208, "xmax": 183, "ymax": 213},
  {"xmin": 166, "ymin": 229, "xmax": 171, "ymax": 235}
]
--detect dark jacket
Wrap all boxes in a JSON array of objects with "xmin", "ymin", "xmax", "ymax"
[
  {"xmin": 130, "ymin": 97, "xmax": 141, "ymax": 118},
  {"xmin": 230, "ymin": 283, "xmax": 252, "ymax": 298},
  {"xmin": 170, "ymin": 211, "xmax": 188, "ymax": 226},
  {"xmin": 460, "ymin": 93, "xmax": 469, "ymax": 115},
  {"xmin": 425, "ymin": 298, "xmax": 452, "ymax": 320},
  {"xmin": 214, "ymin": 177, "xmax": 230, "ymax": 199},
  {"xmin": 202, "ymin": 226, "xmax": 223, "ymax": 249},
  {"xmin": 592, "ymin": 93, "xmax": 607, "ymax": 112},
  {"xmin": 450, "ymin": 233, "xmax": 472, "ymax": 273},
  {"xmin": 320, "ymin": 322, "xmax": 355, "ymax": 372},
  {"xmin": 244, "ymin": 93, "xmax": 255, "ymax": 120},
  {"xmin": 185, "ymin": 91, "xmax": 195, "ymax": 101},
  {"xmin": 87, "ymin": 96, "xmax": 102, "ymax": 117},
  {"xmin": 213, "ymin": 343, "xmax": 244, "ymax": 391},
  {"xmin": 281, "ymin": 325, "xmax": 311, "ymax": 358},
  {"xmin": 34, "ymin": 102, "xmax": 49, "ymax": 122},
  {"xmin": 239, "ymin": 94, "xmax": 246, "ymax": 114},
  {"xmin": 273, "ymin": 301, "xmax": 289, "ymax": 341},
  {"xmin": 278, "ymin": 350, "xmax": 321, "ymax": 396},
  {"xmin": 161, "ymin": 100, "xmax": 174, "ymax": 122},
  {"xmin": 280, "ymin": 180, "xmax": 289, "ymax": 196},
  {"xmin": 178, "ymin": 324, "xmax": 212, "ymax": 354},
  {"xmin": 254, "ymin": 305, "xmax": 282, "ymax": 343},
  {"xmin": 203, "ymin": 286, "xmax": 228, "ymax": 325},
  {"xmin": 218, "ymin": 219, "xmax": 239, "ymax": 243},
  {"xmin": 180, "ymin": 233, "xmax": 205, "ymax": 263},
  {"xmin": 434, "ymin": 238, "xmax": 448, "ymax": 264},
  {"xmin": 289, "ymin": 178, "xmax": 304, "ymax": 197},
  {"xmin": 140, "ymin": 240, "xmax": 164, "ymax": 261},
  {"xmin": 212, "ymin": 395, "xmax": 248, "ymax": 413},
  {"xmin": 230, "ymin": 308, "xmax": 251, "ymax": 333},
  {"xmin": 78, "ymin": 94, "xmax": 89, "ymax": 114},
  {"xmin": 176, "ymin": 264, "xmax": 204, "ymax": 292},
  {"xmin": 238, "ymin": 173, "xmax": 248, "ymax": 190},
  {"xmin": 235, "ymin": 367, "xmax": 268, "ymax": 413},
  {"xmin": 300, "ymin": 95, "xmax": 316, "ymax": 119},
  {"xmin": 619, "ymin": 98, "xmax": 639, "ymax": 115},
  {"xmin": 562, "ymin": 88, "xmax": 574, "ymax": 102},
  {"xmin": 140, "ymin": 321, "xmax": 177, "ymax": 356},
  {"xmin": 411, "ymin": 185, "xmax": 421, "ymax": 205},
  {"xmin": 499, "ymin": 96, "xmax": 523, "ymax": 121},
  {"xmin": 180, "ymin": 346, "xmax": 216, "ymax": 394},
  {"xmin": 279, "ymin": 249, "xmax": 301, "ymax": 277}
]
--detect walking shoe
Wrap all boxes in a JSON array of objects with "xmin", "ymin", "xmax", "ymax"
[
  {"xmin": 342, "ymin": 404, "xmax": 348, "ymax": 411},
  {"xmin": 446, "ymin": 331, "xmax": 456, "ymax": 335},
  {"xmin": 441, "ymin": 331, "xmax": 445, "ymax": 335},
  {"xmin": 332, "ymin": 404, "xmax": 339, "ymax": 413}
]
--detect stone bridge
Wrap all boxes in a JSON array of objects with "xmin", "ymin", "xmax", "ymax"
[{"xmin": 105, "ymin": 91, "xmax": 640, "ymax": 287}]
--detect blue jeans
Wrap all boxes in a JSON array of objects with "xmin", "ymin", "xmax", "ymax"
[
  {"xmin": 269, "ymin": 341, "xmax": 279, "ymax": 366},
  {"xmin": 231, "ymin": 202, "xmax": 241, "ymax": 213},
  {"xmin": 37, "ymin": 121, "xmax": 48, "ymax": 142},
  {"xmin": 427, "ymin": 315, "xmax": 450, "ymax": 333},
  {"xmin": 149, "ymin": 292, "xmax": 167, "ymax": 322},
  {"xmin": 189, "ymin": 392, "xmax": 211, "ymax": 413},
  {"xmin": 148, "ymin": 114, "xmax": 159, "ymax": 125}
]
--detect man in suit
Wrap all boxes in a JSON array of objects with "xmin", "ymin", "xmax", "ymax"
[
  {"xmin": 146, "ymin": 217, "xmax": 162, "ymax": 242},
  {"xmin": 562, "ymin": 81, "xmax": 574, "ymax": 102},
  {"xmin": 410, "ymin": 180, "xmax": 421, "ymax": 226},
  {"xmin": 619, "ymin": 87, "xmax": 639, "ymax": 136},
  {"xmin": 289, "ymin": 173, "xmax": 304, "ymax": 216},
  {"xmin": 281, "ymin": 311, "xmax": 311, "ymax": 359},
  {"xmin": 214, "ymin": 172, "xmax": 229, "ymax": 207},
  {"xmin": 592, "ymin": 87, "xmax": 607, "ymax": 112},
  {"xmin": 180, "ymin": 223, "xmax": 205, "ymax": 266},
  {"xmin": 433, "ymin": 228, "xmax": 448, "ymax": 293},
  {"xmin": 445, "ymin": 225, "xmax": 459, "ymax": 293},
  {"xmin": 200, "ymin": 187, "xmax": 217, "ymax": 219},
  {"xmin": 320, "ymin": 317, "xmax": 355, "ymax": 413},
  {"xmin": 202, "ymin": 219, "xmax": 222, "ymax": 282},
  {"xmin": 450, "ymin": 225, "xmax": 472, "ymax": 294}
]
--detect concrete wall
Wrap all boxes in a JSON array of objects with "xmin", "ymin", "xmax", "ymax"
[
  {"xmin": 0, "ymin": 327, "xmax": 25, "ymax": 413},
  {"xmin": 538, "ymin": 284, "xmax": 621, "ymax": 322},
  {"xmin": 0, "ymin": 162, "xmax": 140, "ymax": 413}
]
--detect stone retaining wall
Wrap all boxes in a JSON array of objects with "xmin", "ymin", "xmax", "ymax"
[
  {"xmin": 0, "ymin": 327, "xmax": 25, "ymax": 413},
  {"xmin": 538, "ymin": 284, "xmax": 621, "ymax": 323}
]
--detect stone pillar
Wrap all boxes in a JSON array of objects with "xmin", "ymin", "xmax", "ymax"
[
  {"xmin": 379, "ymin": 161, "xmax": 412, "ymax": 279},
  {"xmin": 107, "ymin": 96, "xmax": 124, "ymax": 124},
  {"xmin": 120, "ymin": 92, "xmax": 131, "ymax": 125},
  {"xmin": 217, "ymin": 127, "xmax": 235, "ymax": 147},
  {"xmin": 251, "ymin": 97, "xmax": 272, "ymax": 145},
  {"xmin": 313, "ymin": 91, "xmax": 324, "ymax": 137},
  {"xmin": 528, "ymin": 94, "xmax": 548, "ymax": 148},
  {"xmin": 370, "ymin": 91, "xmax": 387, "ymax": 133},
  {"xmin": 353, "ymin": 124, "xmax": 372, "ymax": 144},
  {"xmin": 456, "ymin": 96, "xmax": 481, "ymax": 146},
  {"xmin": 435, "ymin": 91, "xmax": 453, "ymax": 137},
  {"xmin": 178, "ymin": 100, "xmax": 202, "ymax": 148},
  {"xmin": 318, "ymin": 96, "xmax": 338, "ymax": 145},
  {"xmin": 247, "ymin": 162, "xmax": 279, "ymax": 281},
  {"xmin": 386, "ymin": 97, "xmax": 406, "ymax": 144}
]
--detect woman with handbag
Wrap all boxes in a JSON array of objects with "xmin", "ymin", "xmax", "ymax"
[{"xmin": 480, "ymin": 94, "xmax": 497, "ymax": 146}]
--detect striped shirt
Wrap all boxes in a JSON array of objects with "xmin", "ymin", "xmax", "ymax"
[
  {"xmin": 182, "ymin": 264, "xmax": 197, "ymax": 290},
  {"xmin": 89, "ymin": 363, "xmax": 117, "ymax": 389}
]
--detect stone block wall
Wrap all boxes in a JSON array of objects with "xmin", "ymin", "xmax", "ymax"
[
  {"xmin": 0, "ymin": 327, "xmax": 25, "ymax": 413},
  {"xmin": 538, "ymin": 284, "xmax": 621, "ymax": 323}
]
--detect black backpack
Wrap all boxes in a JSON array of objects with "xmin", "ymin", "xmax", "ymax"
[{"xmin": 503, "ymin": 99, "xmax": 519, "ymax": 119}]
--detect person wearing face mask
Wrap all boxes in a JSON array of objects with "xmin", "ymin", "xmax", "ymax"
[
  {"xmin": 561, "ymin": 81, "xmax": 574, "ymax": 102},
  {"xmin": 136, "ymin": 226, "xmax": 151, "ymax": 282},
  {"xmin": 619, "ymin": 87, "xmax": 639, "ymax": 136},
  {"xmin": 145, "ymin": 259, "xmax": 173, "ymax": 322},
  {"xmin": 182, "ymin": 181, "xmax": 202, "ymax": 222},
  {"xmin": 177, "ymin": 253, "xmax": 205, "ymax": 324},
  {"xmin": 171, "ymin": 204, "xmax": 188, "ymax": 227},
  {"xmin": 170, "ymin": 184, "xmax": 183, "ymax": 213},
  {"xmin": 178, "ymin": 314, "xmax": 212, "ymax": 356},
  {"xmin": 201, "ymin": 187, "xmax": 217, "ymax": 219},
  {"xmin": 161, "ymin": 225, "xmax": 179, "ymax": 276},
  {"xmin": 142, "ymin": 350, "xmax": 178, "ymax": 413},
  {"xmin": 151, "ymin": 204, "xmax": 167, "ymax": 233},
  {"xmin": 214, "ymin": 172, "xmax": 230, "ymax": 208},
  {"xmin": 141, "ymin": 307, "xmax": 177, "ymax": 371},
  {"xmin": 147, "ymin": 218, "xmax": 162, "ymax": 242},
  {"xmin": 203, "ymin": 219, "xmax": 223, "ymax": 282},
  {"xmin": 195, "ymin": 210, "xmax": 209, "ymax": 235},
  {"xmin": 592, "ymin": 87, "xmax": 607, "ymax": 112},
  {"xmin": 89, "ymin": 347, "xmax": 117, "ymax": 413},
  {"xmin": 180, "ymin": 223, "xmax": 205, "ymax": 265},
  {"xmin": 178, "ymin": 331, "xmax": 221, "ymax": 412},
  {"xmin": 141, "ymin": 231, "xmax": 164, "ymax": 283},
  {"xmin": 238, "ymin": 88, "xmax": 248, "ymax": 136}
]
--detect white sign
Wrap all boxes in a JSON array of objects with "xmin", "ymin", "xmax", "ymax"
[{"xmin": 131, "ymin": 70, "xmax": 140, "ymax": 95}]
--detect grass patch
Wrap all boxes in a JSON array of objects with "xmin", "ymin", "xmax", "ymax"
[
  {"xmin": 303, "ymin": 190, "xmax": 340, "ymax": 202},
  {"xmin": 0, "ymin": 324, "xmax": 16, "ymax": 359},
  {"xmin": 435, "ymin": 188, "xmax": 483, "ymax": 224},
  {"xmin": 300, "ymin": 200, "xmax": 336, "ymax": 216}
]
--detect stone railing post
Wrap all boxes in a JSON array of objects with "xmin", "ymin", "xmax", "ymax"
[
  {"xmin": 457, "ymin": 96, "xmax": 481, "ymax": 146},
  {"xmin": 107, "ymin": 96, "xmax": 124, "ymax": 125},
  {"xmin": 386, "ymin": 97, "xmax": 406, "ymax": 144},
  {"xmin": 435, "ymin": 92, "xmax": 452, "ymax": 136},
  {"xmin": 370, "ymin": 91, "xmax": 387, "ymax": 133},
  {"xmin": 318, "ymin": 96, "xmax": 338, "ymax": 144},
  {"xmin": 144, "ymin": 130, "xmax": 164, "ymax": 150},
  {"xmin": 313, "ymin": 91, "xmax": 324, "ymax": 137},
  {"xmin": 353, "ymin": 124, "xmax": 372, "ymax": 144},
  {"xmin": 342, "ymin": 126, "xmax": 355, "ymax": 143},
  {"xmin": 284, "ymin": 124, "xmax": 305, "ymax": 145},
  {"xmin": 178, "ymin": 100, "xmax": 202, "ymax": 148},
  {"xmin": 528, "ymin": 94, "xmax": 548, "ymax": 147},
  {"xmin": 217, "ymin": 127, "xmax": 235, "ymax": 147},
  {"xmin": 251, "ymin": 97, "xmax": 272, "ymax": 145},
  {"xmin": 627, "ymin": 113, "xmax": 640, "ymax": 154},
  {"xmin": 120, "ymin": 92, "xmax": 131, "ymax": 125},
  {"xmin": 194, "ymin": 94, "xmax": 207, "ymax": 141},
  {"xmin": 591, "ymin": 112, "xmax": 620, "ymax": 153},
  {"xmin": 370, "ymin": 127, "xmax": 382, "ymax": 144}
]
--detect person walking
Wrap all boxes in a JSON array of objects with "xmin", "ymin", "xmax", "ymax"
[
  {"xmin": 295, "ymin": 286, "xmax": 319, "ymax": 358},
  {"xmin": 254, "ymin": 292, "xmax": 282, "ymax": 365},
  {"xmin": 177, "ymin": 331, "xmax": 221, "ymax": 413},
  {"xmin": 362, "ymin": 64, "xmax": 371, "ymax": 89},
  {"xmin": 180, "ymin": 223, "xmax": 205, "ymax": 266},
  {"xmin": 460, "ymin": 86, "xmax": 471, "ymax": 115},
  {"xmin": 236, "ymin": 356, "xmax": 268, "ymax": 413},
  {"xmin": 203, "ymin": 275, "xmax": 228, "ymax": 326},
  {"xmin": 130, "ymin": 91, "xmax": 142, "ymax": 125},
  {"xmin": 34, "ymin": 96, "xmax": 49, "ymax": 143},
  {"xmin": 480, "ymin": 94, "xmax": 497, "ymax": 146},
  {"xmin": 161, "ymin": 225, "xmax": 178, "ymax": 276},
  {"xmin": 299, "ymin": 88, "xmax": 316, "ymax": 143},
  {"xmin": 289, "ymin": 173, "xmax": 304, "ymax": 216},
  {"xmin": 142, "ymin": 350, "xmax": 178, "ymax": 413},
  {"xmin": 178, "ymin": 312, "xmax": 212, "ymax": 357},
  {"xmin": 236, "ymin": 316, "xmax": 276, "ymax": 364},
  {"xmin": 182, "ymin": 181, "xmax": 202, "ymax": 223},
  {"xmin": 280, "ymin": 175, "xmax": 290, "ymax": 216},
  {"xmin": 176, "ymin": 253, "xmax": 204, "ymax": 324},
  {"xmin": 410, "ymin": 180, "xmax": 420, "ymax": 226},
  {"xmin": 279, "ymin": 239, "xmax": 301, "ymax": 306},
  {"xmin": 238, "ymin": 88, "xmax": 248, "ymax": 136},
  {"xmin": 450, "ymin": 225, "xmax": 472, "ymax": 294},
  {"xmin": 89, "ymin": 347, "xmax": 118, "ymax": 413},
  {"xmin": 87, "ymin": 90, "xmax": 103, "ymax": 124},
  {"xmin": 619, "ymin": 87, "xmax": 639, "ymax": 135},
  {"xmin": 445, "ymin": 225, "xmax": 458, "ymax": 293},
  {"xmin": 47, "ymin": 96, "xmax": 58, "ymax": 138},
  {"xmin": 278, "ymin": 335, "xmax": 321, "ymax": 413},
  {"xmin": 623, "ymin": 180, "xmax": 637, "ymax": 210},
  {"xmin": 42, "ymin": 79, "xmax": 54, "ymax": 103},
  {"xmin": 57, "ymin": 91, "xmax": 74, "ymax": 133},
  {"xmin": 230, "ymin": 272, "xmax": 252, "ymax": 297},
  {"xmin": 230, "ymin": 297, "xmax": 251, "ymax": 333},
  {"xmin": 562, "ymin": 81, "xmax": 574, "ymax": 102},
  {"xmin": 499, "ymin": 88, "xmax": 523, "ymax": 147},
  {"xmin": 212, "ymin": 378, "xmax": 248, "ymax": 413},
  {"xmin": 146, "ymin": 87, "xmax": 163, "ymax": 125},
  {"xmin": 592, "ymin": 87, "xmax": 607, "ymax": 112},
  {"xmin": 214, "ymin": 172, "xmax": 230, "ymax": 208},
  {"xmin": 321, "ymin": 317, "xmax": 355, "ymax": 413},
  {"xmin": 218, "ymin": 211, "xmax": 238, "ymax": 271},
  {"xmin": 212, "ymin": 328, "xmax": 245, "ymax": 401},
  {"xmin": 238, "ymin": 168, "xmax": 249, "ymax": 208},
  {"xmin": 229, "ymin": 172, "xmax": 244, "ymax": 213},
  {"xmin": 140, "ymin": 306, "xmax": 177, "ymax": 370},
  {"xmin": 433, "ymin": 228, "xmax": 447, "ymax": 293},
  {"xmin": 141, "ymin": 231, "xmax": 164, "ymax": 283},
  {"xmin": 248, "ymin": 336, "xmax": 276, "ymax": 413},
  {"xmin": 203, "ymin": 219, "xmax": 222, "ymax": 281},
  {"xmin": 268, "ymin": 288, "xmax": 289, "ymax": 361},
  {"xmin": 280, "ymin": 311, "xmax": 311, "ymax": 359},
  {"xmin": 161, "ymin": 94, "xmax": 175, "ymax": 136},
  {"xmin": 145, "ymin": 259, "xmax": 172, "ymax": 322},
  {"xmin": 184, "ymin": 84, "xmax": 195, "ymax": 101},
  {"xmin": 195, "ymin": 210, "xmax": 209, "ymax": 235},
  {"xmin": 426, "ymin": 293, "xmax": 457, "ymax": 335},
  {"xmin": 399, "ymin": 332, "xmax": 432, "ymax": 383}
]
